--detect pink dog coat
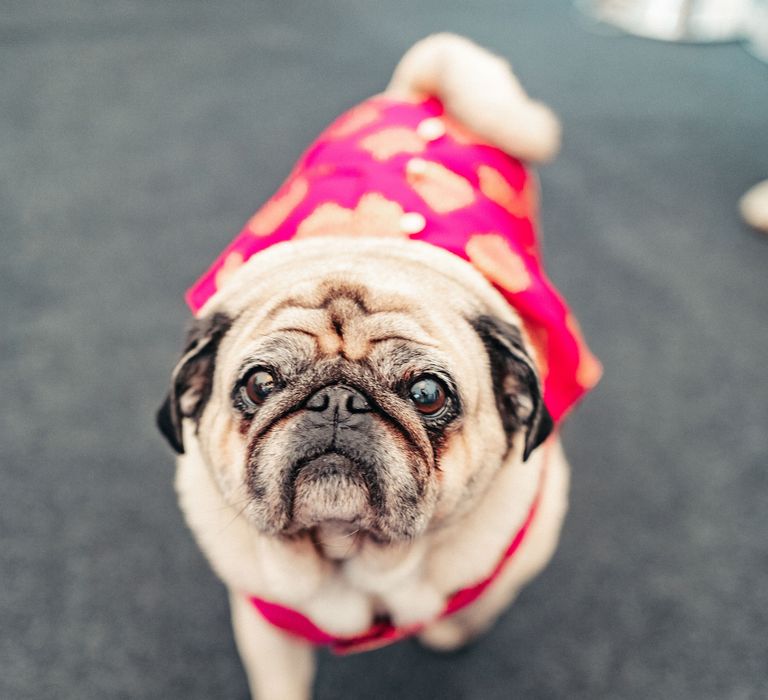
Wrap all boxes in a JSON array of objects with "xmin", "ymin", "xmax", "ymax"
[{"xmin": 185, "ymin": 94, "xmax": 601, "ymax": 652}]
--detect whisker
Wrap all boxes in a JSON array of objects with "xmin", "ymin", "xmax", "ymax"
[
  {"xmin": 215, "ymin": 500, "xmax": 252, "ymax": 536},
  {"xmin": 343, "ymin": 529, "xmax": 362, "ymax": 557},
  {"xmin": 205, "ymin": 496, "xmax": 252, "ymax": 513}
]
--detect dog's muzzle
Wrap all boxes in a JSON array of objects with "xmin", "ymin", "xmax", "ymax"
[{"xmin": 284, "ymin": 384, "xmax": 384, "ymax": 525}]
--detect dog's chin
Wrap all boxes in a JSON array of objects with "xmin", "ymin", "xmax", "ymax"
[
  {"xmin": 288, "ymin": 453, "xmax": 374, "ymax": 534},
  {"xmin": 243, "ymin": 451, "xmax": 429, "ymax": 544}
]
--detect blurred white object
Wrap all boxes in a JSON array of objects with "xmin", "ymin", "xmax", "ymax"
[
  {"xmin": 745, "ymin": 1, "xmax": 768, "ymax": 61},
  {"xmin": 579, "ymin": 0, "xmax": 751, "ymax": 42},
  {"xmin": 740, "ymin": 180, "xmax": 768, "ymax": 234}
]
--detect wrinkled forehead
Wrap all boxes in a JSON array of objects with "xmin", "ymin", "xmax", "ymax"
[
  {"xmin": 226, "ymin": 272, "xmax": 462, "ymax": 365},
  {"xmin": 207, "ymin": 237, "xmax": 522, "ymax": 375},
  {"xmin": 261, "ymin": 276, "xmax": 446, "ymax": 354}
]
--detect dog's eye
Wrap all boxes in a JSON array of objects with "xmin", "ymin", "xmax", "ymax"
[
  {"xmin": 408, "ymin": 376, "xmax": 447, "ymax": 415},
  {"xmin": 243, "ymin": 369, "xmax": 276, "ymax": 406}
]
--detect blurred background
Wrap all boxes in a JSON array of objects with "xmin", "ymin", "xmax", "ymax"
[{"xmin": 2, "ymin": 1, "xmax": 767, "ymax": 698}]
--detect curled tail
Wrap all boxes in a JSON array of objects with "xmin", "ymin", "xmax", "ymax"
[{"xmin": 386, "ymin": 33, "xmax": 560, "ymax": 163}]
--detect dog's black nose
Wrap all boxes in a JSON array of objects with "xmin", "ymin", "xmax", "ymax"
[{"xmin": 305, "ymin": 385, "xmax": 372, "ymax": 417}]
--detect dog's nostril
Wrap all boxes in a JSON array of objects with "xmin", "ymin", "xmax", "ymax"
[
  {"xmin": 306, "ymin": 391, "xmax": 330, "ymax": 412},
  {"xmin": 346, "ymin": 393, "xmax": 371, "ymax": 413}
]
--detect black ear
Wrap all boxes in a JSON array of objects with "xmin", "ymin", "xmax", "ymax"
[
  {"xmin": 471, "ymin": 315, "xmax": 553, "ymax": 461},
  {"xmin": 156, "ymin": 312, "xmax": 233, "ymax": 454}
]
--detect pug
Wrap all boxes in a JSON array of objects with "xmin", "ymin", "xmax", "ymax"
[{"xmin": 157, "ymin": 34, "xmax": 601, "ymax": 700}]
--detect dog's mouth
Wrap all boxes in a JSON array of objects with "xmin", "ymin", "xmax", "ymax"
[
  {"xmin": 245, "ymin": 438, "xmax": 429, "ymax": 544},
  {"xmin": 286, "ymin": 452, "xmax": 379, "ymax": 533}
]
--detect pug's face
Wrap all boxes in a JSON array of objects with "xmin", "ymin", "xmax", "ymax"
[{"xmin": 158, "ymin": 239, "xmax": 551, "ymax": 543}]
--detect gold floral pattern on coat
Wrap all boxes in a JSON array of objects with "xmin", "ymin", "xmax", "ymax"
[
  {"xmin": 327, "ymin": 103, "xmax": 381, "ymax": 139},
  {"xmin": 295, "ymin": 193, "xmax": 408, "ymax": 239},
  {"xmin": 565, "ymin": 314, "xmax": 603, "ymax": 389},
  {"xmin": 477, "ymin": 165, "xmax": 536, "ymax": 218},
  {"xmin": 359, "ymin": 127, "xmax": 426, "ymax": 161},
  {"xmin": 247, "ymin": 177, "xmax": 309, "ymax": 236},
  {"xmin": 406, "ymin": 158, "xmax": 475, "ymax": 213},
  {"xmin": 465, "ymin": 233, "xmax": 532, "ymax": 293}
]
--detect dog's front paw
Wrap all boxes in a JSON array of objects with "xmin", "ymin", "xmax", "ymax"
[{"xmin": 418, "ymin": 618, "xmax": 476, "ymax": 652}]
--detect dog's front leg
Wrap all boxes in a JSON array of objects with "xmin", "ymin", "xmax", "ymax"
[{"xmin": 229, "ymin": 591, "xmax": 316, "ymax": 700}]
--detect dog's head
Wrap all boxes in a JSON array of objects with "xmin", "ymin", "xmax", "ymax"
[{"xmin": 158, "ymin": 238, "xmax": 551, "ymax": 543}]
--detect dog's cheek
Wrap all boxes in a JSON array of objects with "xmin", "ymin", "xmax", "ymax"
[
  {"xmin": 430, "ymin": 410, "xmax": 509, "ymax": 522},
  {"xmin": 197, "ymin": 405, "xmax": 253, "ymax": 505},
  {"xmin": 247, "ymin": 424, "xmax": 305, "ymax": 529},
  {"xmin": 429, "ymin": 430, "xmax": 476, "ymax": 520}
]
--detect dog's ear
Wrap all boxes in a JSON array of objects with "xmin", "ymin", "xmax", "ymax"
[
  {"xmin": 156, "ymin": 312, "xmax": 233, "ymax": 454},
  {"xmin": 471, "ymin": 315, "xmax": 553, "ymax": 461}
]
